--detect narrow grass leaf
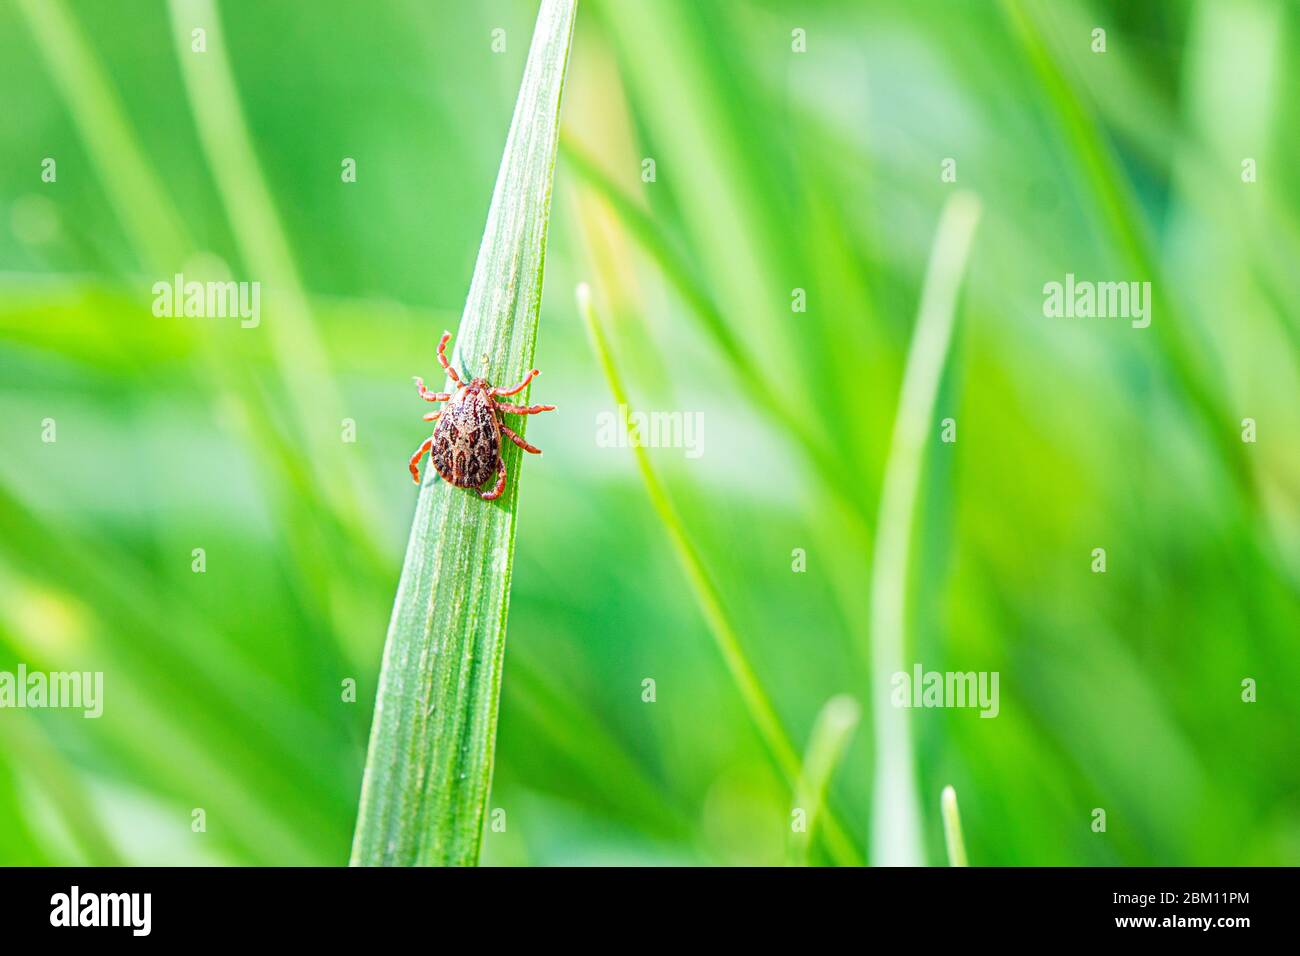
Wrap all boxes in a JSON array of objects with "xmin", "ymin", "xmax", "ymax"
[
  {"xmin": 788, "ymin": 694, "xmax": 861, "ymax": 866},
  {"xmin": 167, "ymin": 0, "xmax": 384, "ymax": 550},
  {"xmin": 1, "ymin": 710, "xmax": 122, "ymax": 866},
  {"xmin": 16, "ymin": 0, "xmax": 382, "ymax": 645},
  {"xmin": 941, "ymin": 785, "xmax": 969, "ymax": 867},
  {"xmin": 579, "ymin": 282, "xmax": 863, "ymax": 867},
  {"xmin": 998, "ymin": 0, "xmax": 1253, "ymax": 501},
  {"xmin": 869, "ymin": 192, "xmax": 981, "ymax": 866},
  {"xmin": 563, "ymin": 142, "xmax": 874, "ymax": 551},
  {"xmin": 350, "ymin": 0, "xmax": 578, "ymax": 867},
  {"xmin": 13, "ymin": 0, "xmax": 188, "ymax": 269}
]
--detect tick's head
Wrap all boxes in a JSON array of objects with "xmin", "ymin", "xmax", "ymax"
[{"xmin": 467, "ymin": 377, "xmax": 491, "ymax": 392}]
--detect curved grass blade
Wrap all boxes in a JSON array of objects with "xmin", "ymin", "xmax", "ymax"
[
  {"xmin": 350, "ymin": 0, "xmax": 578, "ymax": 867},
  {"xmin": 788, "ymin": 695, "xmax": 861, "ymax": 866},
  {"xmin": 12, "ymin": 0, "xmax": 188, "ymax": 269},
  {"xmin": 561, "ymin": 141, "xmax": 873, "ymax": 552},
  {"xmin": 998, "ymin": 0, "xmax": 1253, "ymax": 502},
  {"xmin": 579, "ymin": 282, "xmax": 863, "ymax": 867},
  {"xmin": 14, "ymin": 0, "xmax": 387, "ymax": 663},
  {"xmin": 869, "ymin": 192, "xmax": 981, "ymax": 866},
  {"xmin": 167, "ymin": 0, "xmax": 385, "ymax": 551},
  {"xmin": 941, "ymin": 785, "xmax": 969, "ymax": 867},
  {"xmin": 1, "ymin": 710, "xmax": 122, "ymax": 866}
]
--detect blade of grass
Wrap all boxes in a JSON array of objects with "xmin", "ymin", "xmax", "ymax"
[
  {"xmin": 0, "ymin": 744, "xmax": 52, "ymax": 865},
  {"xmin": 788, "ymin": 694, "xmax": 861, "ymax": 866},
  {"xmin": 14, "ymin": 0, "xmax": 384, "ymax": 664},
  {"xmin": 166, "ymin": 0, "xmax": 385, "ymax": 555},
  {"xmin": 350, "ymin": 0, "xmax": 578, "ymax": 867},
  {"xmin": 869, "ymin": 192, "xmax": 981, "ymax": 866},
  {"xmin": 505, "ymin": 656, "xmax": 695, "ymax": 842},
  {"xmin": 562, "ymin": 140, "xmax": 873, "ymax": 548},
  {"xmin": 12, "ymin": 0, "xmax": 189, "ymax": 270},
  {"xmin": 941, "ymin": 785, "xmax": 969, "ymax": 867},
  {"xmin": 998, "ymin": 0, "xmax": 1253, "ymax": 503},
  {"xmin": 579, "ymin": 282, "xmax": 863, "ymax": 867},
  {"xmin": 560, "ymin": 140, "xmax": 754, "ymax": 375},
  {"xmin": 0, "ymin": 487, "xmax": 350, "ymax": 863},
  {"xmin": 564, "ymin": 145, "xmax": 886, "ymax": 736},
  {"xmin": 0, "ymin": 709, "xmax": 123, "ymax": 866}
]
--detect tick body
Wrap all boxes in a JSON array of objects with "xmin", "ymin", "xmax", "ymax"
[{"xmin": 408, "ymin": 331, "xmax": 555, "ymax": 500}]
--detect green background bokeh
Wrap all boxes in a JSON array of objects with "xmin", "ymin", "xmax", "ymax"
[{"xmin": 1, "ymin": 0, "xmax": 1297, "ymax": 865}]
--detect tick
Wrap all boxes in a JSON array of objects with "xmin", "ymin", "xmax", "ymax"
[{"xmin": 408, "ymin": 331, "xmax": 555, "ymax": 500}]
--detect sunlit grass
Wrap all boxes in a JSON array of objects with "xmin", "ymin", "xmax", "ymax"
[
  {"xmin": 1, "ymin": 0, "xmax": 1296, "ymax": 868},
  {"xmin": 869, "ymin": 192, "xmax": 981, "ymax": 865},
  {"xmin": 580, "ymin": 281, "xmax": 863, "ymax": 866},
  {"xmin": 941, "ymin": 785, "xmax": 968, "ymax": 867},
  {"xmin": 350, "ymin": 0, "xmax": 578, "ymax": 867}
]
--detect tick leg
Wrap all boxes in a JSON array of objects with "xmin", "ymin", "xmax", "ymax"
[
  {"xmin": 494, "ymin": 402, "xmax": 555, "ymax": 416},
  {"xmin": 499, "ymin": 423, "xmax": 541, "ymax": 455},
  {"xmin": 413, "ymin": 377, "xmax": 450, "ymax": 403},
  {"xmin": 492, "ymin": 368, "xmax": 540, "ymax": 397},
  {"xmin": 408, "ymin": 437, "xmax": 433, "ymax": 485},
  {"xmin": 422, "ymin": 410, "xmax": 441, "ymax": 422},
  {"xmin": 480, "ymin": 455, "xmax": 507, "ymax": 500},
  {"xmin": 437, "ymin": 331, "xmax": 462, "ymax": 386}
]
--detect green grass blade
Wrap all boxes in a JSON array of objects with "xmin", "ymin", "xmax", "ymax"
[
  {"xmin": 788, "ymin": 695, "xmax": 860, "ymax": 866},
  {"xmin": 941, "ymin": 786, "xmax": 969, "ymax": 867},
  {"xmin": 562, "ymin": 141, "xmax": 874, "ymax": 550},
  {"xmin": 166, "ymin": 0, "xmax": 384, "ymax": 548},
  {"xmin": 15, "ymin": 0, "xmax": 384, "ymax": 641},
  {"xmin": 1, "ymin": 710, "xmax": 123, "ymax": 866},
  {"xmin": 579, "ymin": 282, "xmax": 863, "ymax": 867},
  {"xmin": 13, "ymin": 0, "xmax": 189, "ymax": 271},
  {"xmin": 350, "ymin": 0, "xmax": 578, "ymax": 867},
  {"xmin": 869, "ymin": 192, "xmax": 981, "ymax": 866},
  {"xmin": 997, "ymin": 0, "xmax": 1253, "ymax": 502}
]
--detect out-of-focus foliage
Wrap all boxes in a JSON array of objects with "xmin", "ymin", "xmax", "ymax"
[{"xmin": 0, "ymin": 0, "xmax": 1296, "ymax": 866}]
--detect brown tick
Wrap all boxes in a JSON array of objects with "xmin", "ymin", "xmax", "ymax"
[{"xmin": 408, "ymin": 331, "xmax": 555, "ymax": 500}]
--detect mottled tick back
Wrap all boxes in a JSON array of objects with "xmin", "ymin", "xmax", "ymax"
[{"xmin": 408, "ymin": 332, "xmax": 555, "ymax": 501}]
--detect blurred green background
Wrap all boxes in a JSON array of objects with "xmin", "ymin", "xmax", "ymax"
[{"xmin": 1, "ymin": 0, "xmax": 1297, "ymax": 866}]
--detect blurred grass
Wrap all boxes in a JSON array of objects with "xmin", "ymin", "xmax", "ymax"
[
  {"xmin": 580, "ymin": 281, "xmax": 861, "ymax": 866},
  {"xmin": 869, "ymin": 191, "xmax": 981, "ymax": 865},
  {"xmin": 941, "ymin": 785, "xmax": 968, "ymax": 867},
  {"xmin": 0, "ymin": 0, "xmax": 1297, "ymax": 866},
  {"xmin": 789, "ymin": 695, "xmax": 860, "ymax": 866}
]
